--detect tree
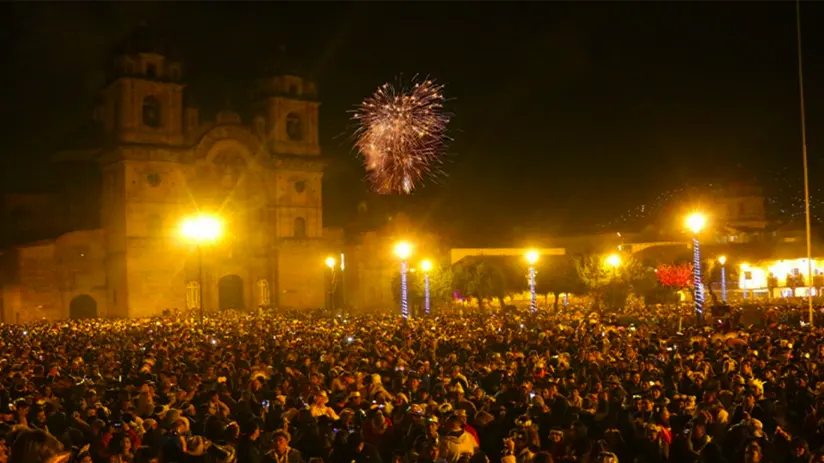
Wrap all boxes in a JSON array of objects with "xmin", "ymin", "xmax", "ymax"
[
  {"xmin": 656, "ymin": 264, "xmax": 693, "ymax": 289},
  {"xmin": 451, "ymin": 258, "xmax": 506, "ymax": 311},
  {"xmin": 576, "ymin": 255, "xmax": 611, "ymax": 309},
  {"xmin": 535, "ymin": 258, "xmax": 584, "ymax": 310}
]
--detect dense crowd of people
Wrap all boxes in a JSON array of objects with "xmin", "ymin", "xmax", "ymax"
[{"xmin": 2, "ymin": 305, "xmax": 824, "ymax": 463}]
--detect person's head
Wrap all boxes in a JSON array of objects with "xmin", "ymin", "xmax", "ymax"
[
  {"xmin": 426, "ymin": 416, "xmax": 439, "ymax": 434},
  {"xmin": 273, "ymin": 430, "xmax": 291, "ymax": 454},
  {"xmin": 107, "ymin": 433, "xmax": 131, "ymax": 456},
  {"xmin": 9, "ymin": 429, "xmax": 65, "ymax": 463}
]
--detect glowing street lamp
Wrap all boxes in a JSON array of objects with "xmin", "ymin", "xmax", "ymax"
[
  {"xmin": 325, "ymin": 256, "xmax": 336, "ymax": 269},
  {"xmin": 421, "ymin": 260, "xmax": 433, "ymax": 315},
  {"xmin": 526, "ymin": 250, "xmax": 539, "ymax": 313},
  {"xmin": 394, "ymin": 241, "xmax": 413, "ymax": 319},
  {"xmin": 606, "ymin": 253, "xmax": 621, "ymax": 269},
  {"xmin": 685, "ymin": 212, "xmax": 707, "ymax": 324},
  {"xmin": 179, "ymin": 214, "xmax": 224, "ymax": 326},
  {"xmin": 718, "ymin": 255, "xmax": 727, "ymax": 302}
]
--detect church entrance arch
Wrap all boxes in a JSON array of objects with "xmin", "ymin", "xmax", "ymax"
[
  {"xmin": 69, "ymin": 294, "xmax": 97, "ymax": 319},
  {"xmin": 218, "ymin": 275, "xmax": 245, "ymax": 310}
]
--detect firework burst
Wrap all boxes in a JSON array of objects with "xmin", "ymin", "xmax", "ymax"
[{"xmin": 353, "ymin": 78, "xmax": 450, "ymax": 194}]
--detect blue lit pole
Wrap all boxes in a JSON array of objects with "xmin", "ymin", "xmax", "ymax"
[
  {"xmin": 693, "ymin": 238, "xmax": 704, "ymax": 322},
  {"xmin": 686, "ymin": 213, "xmax": 707, "ymax": 326},
  {"xmin": 394, "ymin": 242, "xmax": 412, "ymax": 320},
  {"xmin": 719, "ymin": 256, "xmax": 727, "ymax": 302},
  {"xmin": 526, "ymin": 250, "xmax": 539, "ymax": 313},
  {"xmin": 400, "ymin": 260, "xmax": 409, "ymax": 319},
  {"xmin": 421, "ymin": 260, "xmax": 433, "ymax": 315},
  {"xmin": 424, "ymin": 273, "xmax": 431, "ymax": 314}
]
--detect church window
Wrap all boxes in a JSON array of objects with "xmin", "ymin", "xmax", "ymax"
[
  {"xmin": 293, "ymin": 217, "xmax": 307, "ymax": 238},
  {"xmin": 294, "ymin": 180, "xmax": 306, "ymax": 193},
  {"xmin": 257, "ymin": 279, "xmax": 271, "ymax": 306},
  {"xmin": 142, "ymin": 96, "xmax": 162, "ymax": 128},
  {"xmin": 186, "ymin": 281, "xmax": 200, "ymax": 309},
  {"xmin": 289, "ymin": 84, "xmax": 299, "ymax": 95},
  {"xmin": 170, "ymin": 67, "xmax": 180, "ymax": 81},
  {"xmin": 147, "ymin": 214, "xmax": 163, "ymax": 236},
  {"xmin": 286, "ymin": 113, "xmax": 304, "ymax": 141},
  {"xmin": 146, "ymin": 63, "xmax": 157, "ymax": 79}
]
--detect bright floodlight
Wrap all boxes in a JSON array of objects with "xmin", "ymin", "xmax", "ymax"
[
  {"xmin": 525, "ymin": 250, "xmax": 539, "ymax": 265},
  {"xmin": 394, "ymin": 241, "xmax": 412, "ymax": 260},
  {"xmin": 325, "ymin": 256, "xmax": 336, "ymax": 269},
  {"xmin": 420, "ymin": 260, "xmax": 433, "ymax": 273},
  {"xmin": 685, "ymin": 213, "xmax": 707, "ymax": 234},
  {"xmin": 718, "ymin": 255, "xmax": 727, "ymax": 265},
  {"xmin": 179, "ymin": 214, "xmax": 223, "ymax": 242},
  {"xmin": 606, "ymin": 253, "xmax": 621, "ymax": 268}
]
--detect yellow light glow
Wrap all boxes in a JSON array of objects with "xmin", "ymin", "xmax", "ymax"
[
  {"xmin": 179, "ymin": 214, "xmax": 223, "ymax": 242},
  {"xmin": 394, "ymin": 241, "xmax": 413, "ymax": 260},
  {"xmin": 685, "ymin": 212, "xmax": 707, "ymax": 234},
  {"xmin": 606, "ymin": 253, "xmax": 621, "ymax": 268},
  {"xmin": 525, "ymin": 250, "xmax": 539, "ymax": 265},
  {"xmin": 325, "ymin": 256, "xmax": 336, "ymax": 269},
  {"xmin": 718, "ymin": 255, "xmax": 727, "ymax": 265},
  {"xmin": 420, "ymin": 260, "xmax": 433, "ymax": 273}
]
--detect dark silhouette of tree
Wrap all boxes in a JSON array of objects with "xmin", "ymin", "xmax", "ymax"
[{"xmin": 535, "ymin": 257, "xmax": 584, "ymax": 310}]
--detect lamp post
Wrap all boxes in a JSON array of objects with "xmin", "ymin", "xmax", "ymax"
[
  {"xmin": 421, "ymin": 260, "xmax": 433, "ymax": 315},
  {"xmin": 325, "ymin": 256, "xmax": 336, "ymax": 312},
  {"xmin": 686, "ymin": 213, "xmax": 707, "ymax": 325},
  {"xmin": 179, "ymin": 214, "xmax": 223, "ymax": 326},
  {"xmin": 718, "ymin": 255, "xmax": 727, "ymax": 302},
  {"xmin": 606, "ymin": 253, "xmax": 621, "ymax": 277},
  {"xmin": 526, "ymin": 250, "xmax": 539, "ymax": 313},
  {"xmin": 394, "ymin": 241, "xmax": 413, "ymax": 319}
]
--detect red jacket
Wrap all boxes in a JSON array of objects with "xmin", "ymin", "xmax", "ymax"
[{"xmin": 463, "ymin": 424, "xmax": 480, "ymax": 446}]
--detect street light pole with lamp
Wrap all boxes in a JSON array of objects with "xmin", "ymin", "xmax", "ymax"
[
  {"xmin": 179, "ymin": 214, "xmax": 223, "ymax": 326},
  {"xmin": 394, "ymin": 241, "xmax": 413, "ymax": 319},
  {"xmin": 606, "ymin": 253, "xmax": 622, "ymax": 278},
  {"xmin": 421, "ymin": 260, "xmax": 433, "ymax": 315},
  {"xmin": 525, "ymin": 250, "xmax": 539, "ymax": 313},
  {"xmin": 325, "ymin": 256, "xmax": 336, "ymax": 312},
  {"xmin": 686, "ymin": 213, "xmax": 707, "ymax": 325},
  {"xmin": 718, "ymin": 255, "xmax": 727, "ymax": 302}
]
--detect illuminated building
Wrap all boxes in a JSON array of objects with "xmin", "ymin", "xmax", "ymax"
[
  {"xmin": 0, "ymin": 25, "xmax": 333, "ymax": 321},
  {"xmin": 739, "ymin": 257, "xmax": 824, "ymax": 298}
]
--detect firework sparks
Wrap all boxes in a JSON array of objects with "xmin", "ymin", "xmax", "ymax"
[{"xmin": 353, "ymin": 78, "xmax": 450, "ymax": 194}]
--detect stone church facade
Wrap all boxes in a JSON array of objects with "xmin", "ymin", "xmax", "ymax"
[{"xmin": 0, "ymin": 28, "xmax": 334, "ymax": 322}]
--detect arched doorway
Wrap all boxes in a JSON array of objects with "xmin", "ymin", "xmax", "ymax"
[
  {"xmin": 69, "ymin": 294, "xmax": 97, "ymax": 319},
  {"xmin": 218, "ymin": 275, "xmax": 245, "ymax": 310}
]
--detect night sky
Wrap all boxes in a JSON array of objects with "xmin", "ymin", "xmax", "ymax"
[{"xmin": 1, "ymin": 2, "xmax": 823, "ymax": 243}]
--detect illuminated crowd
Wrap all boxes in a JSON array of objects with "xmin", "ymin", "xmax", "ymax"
[{"xmin": 2, "ymin": 306, "xmax": 824, "ymax": 463}]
